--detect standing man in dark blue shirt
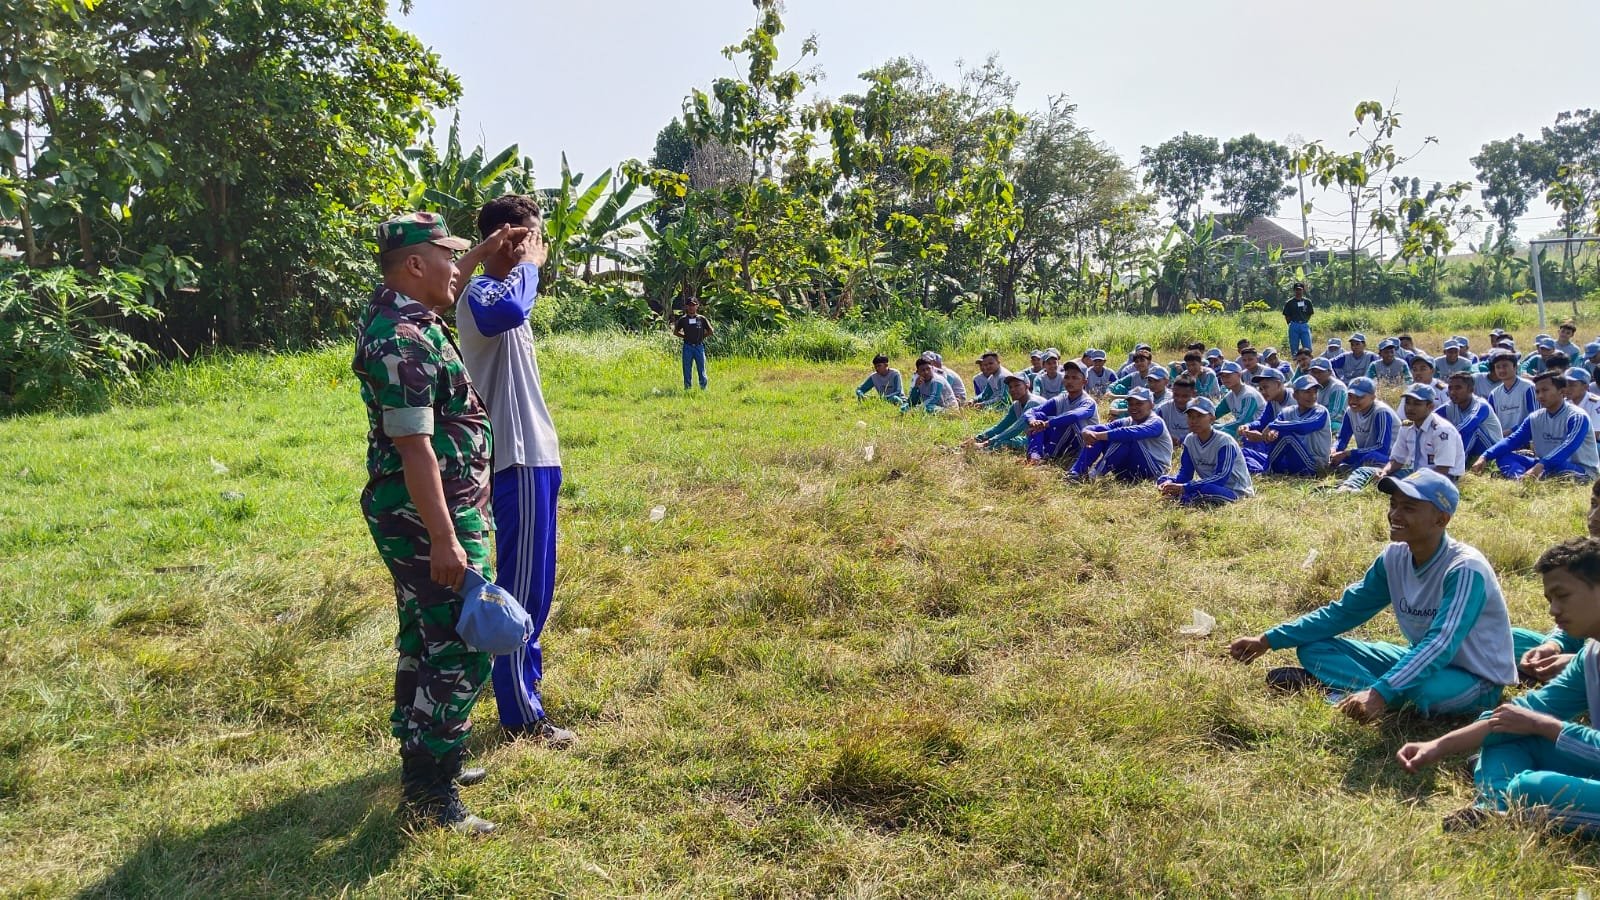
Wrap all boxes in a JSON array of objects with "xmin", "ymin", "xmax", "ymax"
[
  {"xmin": 1284, "ymin": 282, "xmax": 1314, "ymax": 356},
  {"xmin": 674, "ymin": 298, "xmax": 713, "ymax": 390}
]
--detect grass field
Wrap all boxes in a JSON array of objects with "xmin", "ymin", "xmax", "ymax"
[{"xmin": 4, "ymin": 309, "xmax": 1600, "ymax": 897}]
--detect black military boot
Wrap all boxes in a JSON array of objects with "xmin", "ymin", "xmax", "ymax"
[
  {"xmin": 398, "ymin": 751, "xmax": 435, "ymax": 822},
  {"xmin": 433, "ymin": 749, "xmax": 496, "ymax": 836},
  {"xmin": 443, "ymin": 750, "xmax": 487, "ymax": 787}
]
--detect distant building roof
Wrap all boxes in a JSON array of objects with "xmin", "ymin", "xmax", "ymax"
[{"xmin": 1232, "ymin": 217, "xmax": 1309, "ymax": 254}]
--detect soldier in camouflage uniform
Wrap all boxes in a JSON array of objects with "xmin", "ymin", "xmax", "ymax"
[{"xmin": 353, "ymin": 211, "xmax": 526, "ymax": 835}]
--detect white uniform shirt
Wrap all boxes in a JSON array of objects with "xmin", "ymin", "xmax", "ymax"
[{"xmin": 1392, "ymin": 413, "xmax": 1466, "ymax": 477}]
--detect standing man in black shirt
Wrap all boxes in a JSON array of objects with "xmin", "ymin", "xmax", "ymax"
[
  {"xmin": 1284, "ymin": 282, "xmax": 1314, "ymax": 357},
  {"xmin": 674, "ymin": 297, "xmax": 714, "ymax": 390}
]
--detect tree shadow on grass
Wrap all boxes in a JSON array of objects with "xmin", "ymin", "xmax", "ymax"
[{"xmin": 78, "ymin": 769, "xmax": 406, "ymax": 899}]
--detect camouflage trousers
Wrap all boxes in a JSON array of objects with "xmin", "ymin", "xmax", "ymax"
[{"xmin": 370, "ymin": 522, "xmax": 494, "ymax": 760}]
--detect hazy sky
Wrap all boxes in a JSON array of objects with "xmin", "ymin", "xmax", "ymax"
[{"xmin": 397, "ymin": 0, "xmax": 1599, "ymax": 244}]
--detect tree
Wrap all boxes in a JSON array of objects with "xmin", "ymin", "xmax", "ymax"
[
  {"xmin": 1213, "ymin": 134, "xmax": 1293, "ymax": 231},
  {"xmin": 0, "ymin": 0, "xmax": 460, "ymax": 348},
  {"xmin": 649, "ymin": 118, "xmax": 695, "ymax": 174},
  {"xmin": 1139, "ymin": 133, "xmax": 1220, "ymax": 228}
]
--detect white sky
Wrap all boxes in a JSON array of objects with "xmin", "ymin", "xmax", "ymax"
[{"xmin": 397, "ymin": 0, "xmax": 1600, "ymax": 246}]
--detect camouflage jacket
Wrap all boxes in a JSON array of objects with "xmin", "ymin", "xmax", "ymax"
[{"xmin": 353, "ymin": 285, "xmax": 493, "ymax": 536}]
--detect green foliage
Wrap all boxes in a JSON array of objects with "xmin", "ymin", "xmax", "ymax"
[
  {"xmin": 0, "ymin": 264, "xmax": 160, "ymax": 411},
  {"xmin": 1140, "ymin": 133, "xmax": 1221, "ymax": 227},
  {"xmin": 401, "ymin": 113, "xmax": 529, "ymax": 241}
]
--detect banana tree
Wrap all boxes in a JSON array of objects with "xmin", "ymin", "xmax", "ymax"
[
  {"xmin": 401, "ymin": 113, "xmax": 527, "ymax": 240},
  {"xmin": 539, "ymin": 154, "xmax": 654, "ymax": 291}
]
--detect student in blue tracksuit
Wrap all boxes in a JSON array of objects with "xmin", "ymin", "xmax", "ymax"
[
  {"xmin": 900, "ymin": 358, "xmax": 958, "ymax": 414},
  {"xmin": 1082, "ymin": 349, "xmax": 1117, "ymax": 396},
  {"xmin": 1307, "ymin": 358, "xmax": 1348, "ymax": 425},
  {"xmin": 1396, "ymin": 537, "xmax": 1600, "ymax": 834},
  {"xmin": 1332, "ymin": 333, "xmax": 1377, "ymax": 383},
  {"xmin": 1580, "ymin": 342, "xmax": 1600, "ymax": 378},
  {"xmin": 1440, "ymin": 371, "xmax": 1503, "ymax": 465},
  {"xmin": 1434, "ymin": 340, "xmax": 1476, "ymax": 378},
  {"xmin": 1155, "ymin": 375, "xmax": 1196, "ymax": 450},
  {"xmin": 1229, "ymin": 470, "xmax": 1517, "ymax": 721},
  {"xmin": 1032, "ymin": 350, "xmax": 1067, "ymax": 400},
  {"xmin": 1555, "ymin": 321, "xmax": 1583, "ymax": 362},
  {"xmin": 1068, "ymin": 387, "xmax": 1172, "ymax": 482},
  {"xmin": 1406, "ymin": 354, "xmax": 1448, "ymax": 394},
  {"xmin": 855, "ymin": 355, "xmax": 906, "ymax": 404},
  {"xmin": 1159, "ymin": 396, "xmax": 1254, "ymax": 505},
  {"xmin": 1368, "ymin": 339, "xmax": 1411, "ymax": 382},
  {"xmin": 1108, "ymin": 348, "xmax": 1156, "ymax": 408},
  {"xmin": 1516, "ymin": 481, "xmax": 1600, "ymax": 685},
  {"xmin": 1250, "ymin": 376, "xmax": 1332, "ymax": 475},
  {"xmin": 1026, "ymin": 361, "xmax": 1098, "ymax": 463},
  {"xmin": 1330, "ymin": 378, "xmax": 1398, "ymax": 481},
  {"xmin": 968, "ymin": 373, "xmax": 1045, "ymax": 452},
  {"xmin": 1237, "ymin": 368, "xmax": 1289, "ymax": 472},
  {"xmin": 1488, "ymin": 349, "xmax": 1538, "ymax": 433},
  {"xmin": 969, "ymin": 351, "xmax": 1012, "ymax": 410},
  {"xmin": 1178, "ymin": 351, "xmax": 1222, "ymax": 400},
  {"xmin": 1214, "ymin": 362, "xmax": 1265, "ymax": 440},
  {"xmin": 1473, "ymin": 370, "xmax": 1599, "ymax": 481}
]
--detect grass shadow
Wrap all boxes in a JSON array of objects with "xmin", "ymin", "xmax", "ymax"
[
  {"xmin": 1338, "ymin": 711, "xmax": 1478, "ymax": 800},
  {"xmin": 78, "ymin": 769, "xmax": 405, "ymax": 899}
]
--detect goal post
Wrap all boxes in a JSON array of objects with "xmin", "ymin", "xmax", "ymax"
[{"xmin": 1529, "ymin": 236, "xmax": 1600, "ymax": 327}]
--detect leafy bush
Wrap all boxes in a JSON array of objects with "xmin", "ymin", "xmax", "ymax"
[
  {"xmin": 716, "ymin": 317, "xmax": 869, "ymax": 362},
  {"xmin": 0, "ymin": 265, "xmax": 160, "ymax": 412}
]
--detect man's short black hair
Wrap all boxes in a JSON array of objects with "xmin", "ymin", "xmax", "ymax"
[
  {"xmin": 1536, "ymin": 537, "xmax": 1600, "ymax": 587},
  {"xmin": 1399, "ymin": 334, "xmax": 1413, "ymax": 341},
  {"xmin": 1186, "ymin": 341, "xmax": 1206, "ymax": 351},
  {"xmin": 1172, "ymin": 375, "xmax": 1198, "ymax": 391},
  {"xmin": 477, "ymin": 194, "xmax": 542, "ymax": 238},
  {"xmin": 1236, "ymin": 339, "xmax": 1250, "ymax": 349},
  {"xmin": 1548, "ymin": 352, "xmax": 1573, "ymax": 372},
  {"xmin": 1183, "ymin": 350, "xmax": 1202, "ymax": 364},
  {"xmin": 872, "ymin": 354, "xmax": 889, "ymax": 365},
  {"xmin": 1533, "ymin": 370, "xmax": 1568, "ymax": 389}
]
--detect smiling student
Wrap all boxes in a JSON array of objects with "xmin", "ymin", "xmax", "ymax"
[
  {"xmin": 1474, "ymin": 369, "xmax": 1598, "ymax": 482},
  {"xmin": 1158, "ymin": 396, "xmax": 1254, "ymax": 505},
  {"xmin": 1228, "ymin": 470, "xmax": 1517, "ymax": 721}
]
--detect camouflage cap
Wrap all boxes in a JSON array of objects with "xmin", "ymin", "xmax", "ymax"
[{"xmin": 376, "ymin": 211, "xmax": 470, "ymax": 254}]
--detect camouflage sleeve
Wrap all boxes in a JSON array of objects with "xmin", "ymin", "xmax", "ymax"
[{"xmin": 370, "ymin": 332, "xmax": 443, "ymax": 438}]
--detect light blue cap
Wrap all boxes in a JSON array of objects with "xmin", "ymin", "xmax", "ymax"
[
  {"xmin": 1442, "ymin": 339, "xmax": 1460, "ymax": 350},
  {"xmin": 1308, "ymin": 357, "xmax": 1333, "ymax": 372},
  {"xmin": 1253, "ymin": 367, "xmax": 1285, "ymax": 382},
  {"xmin": 1147, "ymin": 365, "xmax": 1170, "ymax": 381},
  {"xmin": 1184, "ymin": 396, "xmax": 1217, "ymax": 415},
  {"xmin": 1379, "ymin": 338, "xmax": 1399, "ymax": 350},
  {"xmin": 1349, "ymin": 332, "xmax": 1367, "ymax": 343},
  {"xmin": 1087, "ymin": 348, "xmax": 1107, "ymax": 361},
  {"xmin": 1567, "ymin": 367, "xmax": 1592, "ymax": 384},
  {"xmin": 1537, "ymin": 336, "xmax": 1556, "ymax": 350},
  {"xmin": 1205, "ymin": 348, "xmax": 1223, "ymax": 359},
  {"xmin": 1134, "ymin": 343, "xmax": 1151, "ymax": 351},
  {"xmin": 1126, "ymin": 386, "xmax": 1155, "ymax": 403},
  {"xmin": 1401, "ymin": 383, "xmax": 1437, "ymax": 403},
  {"xmin": 1291, "ymin": 375, "xmax": 1319, "ymax": 392},
  {"xmin": 1218, "ymin": 361, "xmax": 1243, "ymax": 375},
  {"xmin": 1585, "ymin": 342, "xmax": 1600, "ymax": 357},
  {"xmin": 1262, "ymin": 347, "xmax": 1280, "ymax": 358},
  {"xmin": 1042, "ymin": 349, "xmax": 1061, "ymax": 360},
  {"xmin": 1327, "ymin": 337, "xmax": 1343, "ymax": 347},
  {"xmin": 1347, "ymin": 376, "xmax": 1376, "ymax": 396},
  {"xmin": 1378, "ymin": 468, "xmax": 1459, "ymax": 515}
]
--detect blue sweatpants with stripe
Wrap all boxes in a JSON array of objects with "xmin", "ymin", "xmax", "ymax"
[
  {"xmin": 1266, "ymin": 438, "xmax": 1323, "ymax": 476},
  {"xmin": 490, "ymin": 465, "xmax": 561, "ymax": 728},
  {"xmin": 1027, "ymin": 418, "xmax": 1085, "ymax": 462},
  {"xmin": 1069, "ymin": 440, "xmax": 1162, "ymax": 482},
  {"xmin": 1492, "ymin": 453, "xmax": 1595, "ymax": 482},
  {"xmin": 1476, "ymin": 735, "xmax": 1600, "ymax": 833},
  {"xmin": 1295, "ymin": 637, "xmax": 1502, "ymax": 715}
]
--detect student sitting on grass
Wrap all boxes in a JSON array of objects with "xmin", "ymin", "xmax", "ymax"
[
  {"xmin": 1369, "ymin": 338, "xmax": 1412, "ymax": 382},
  {"xmin": 1580, "ymin": 342, "xmax": 1600, "ymax": 378},
  {"xmin": 1440, "ymin": 371, "xmax": 1503, "ymax": 465},
  {"xmin": 1067, "ymin": 387, "xmax": 1172, "ymax": 482},
  {"xmin": 1108, "ymin": 348, "xmax": 1156, "ymax": 405},
  {"xmin": 855, "ymin": 354, "xmax": 905, "ymax": 404},
  {"xmin": 1236, "ymin": 346, "xmax": 1267, "ymax": 382},
  {"xmin": 1032, "ymin": 350, "xmax": 1066, "ymax": 400},
  {"xmin": 1156, "ymin": 375, "xmax": 1198, "ymax": 449},
  {"xmin": 1407, "ymin": 353, "xmax": 1448, "ymax": 394},
  {"xmin": 970, "ymin": 351, "xmax": 1012, "ymax": 409},
  {"xmin": 1329, "ymin": 377, "xmax": 1398, "ymax": 480},
  {"xmin": 1308, "ymin": 358, "xmax": 1349, "ymax": 425},
  {"xmin": 1025, "ymin": 350, "xmax": 1045, "ymax": 385},
  {"xmin": 1178, "ymin": 350, "xmax": 1221, "ymax": 400},
  {"xmin": 1332, "ymin": 332, "xmax": 1377, "ymax": 384},
  {"xmin": 1083, "ymin": 349, "xmax": 1116, "ymax": 396},
  {"xmin": 1397, "ymin": 537, "xmax": 1600, "ymax": 835},
  {"xmin": 1229, "ymin": 469, "xmax": 1517, "ymax": 721},
  {"xmin": 1237, "ymin": 368, "xmax": 1288, "ymax": 469},
  {"xmin": 1521, "ymin": 335, "xmax": 1557, "ymax": 377},
  {"xmin": 1262, "ymin": 347, "xmax": 1292, "ymax": 380},
  {"xmin": 1158, "ymin": 397, "xmax": 1254, "ymax": 506},
  {"xmin": 928, "ymin": 352, "xmax": 969, "ymax": 405},
  {"xmin": 1244, "ymin": 375, "xmax": 1332, "ymax": 475},
  {"xmin": 1291, "ymin": 346, "xmax": 1315, "ymax": 381},
  {"xmin": 1473, "ymin": 370, "xmax": 1599, "ymax": 482},
  {"xmin": 1205, "ymin": 347, "xmax": 1225, "ymax": 372},
  {"xmin": 1214, "ymin": 362, "xmax": 1265, "ymax": 440},
  {"xmin": 901, "ymin": 357, "xmax": 958, "ymax": 414},
  {"xmin": 1556, "ymin": 321, "xmax": 1583, "ymax": 362},
  {"xmin": 1435, "ymin": 339, "xmax": 1476, "ymax": 377},
  {"xmin": 1564, "ymin": 367, "xmax": 1600, "ymax": 442},
  {"xmin": 967, "ymin": 373, "xmax": 1045, "ymax": 452},
  {"xmin": 1336, "ymin": 384, "xmax": 1464, "ymax": 493},
  {"xmin": 1025, "ymin": 360, "xmax": 1098, "ymax": 464},
  {"xmin": 1120, "ymin": 343, "xmax": 1154, "ymax": 377},
  {"xmin": 1488, "ymin": 349, "xmax": 1538, "ymax": 433},
  {"xmin": 1515, "ymin": 480, "xmax": 1600, "ymax": 685}
]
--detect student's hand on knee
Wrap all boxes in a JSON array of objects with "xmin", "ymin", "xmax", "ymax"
[
  {"xmin": 1228, "ymin": 635, "xmax": 1270, "ymax": 663},
  {"xmin": 1159, "ymin": 482, "xmax": 1183, "ymax": 498},
  {"xmin": 1336, "ymin": 689, "xmax": 1386, "ymax": 723},
  {"xmin": 1527, "ymin": 462, "xmax": 1545, "ymax": 479},
  {"xmin": 1487, "ymin": 704, "xmax": 1562, "ymax": 740},
  {"xmin": 1396, "ymin": 740, "xmax": 1441, "ymax": 773}
]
